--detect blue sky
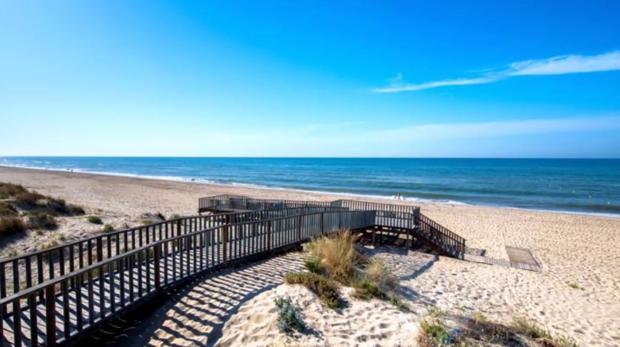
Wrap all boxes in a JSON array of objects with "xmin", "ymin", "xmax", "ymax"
[{"xmin": 1, "ymin": 0, "xmax": 619, "ymax": 157}]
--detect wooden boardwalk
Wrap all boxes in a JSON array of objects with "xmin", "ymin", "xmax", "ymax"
[{"xmin": 0, "ymin": 196, "xmax": 467, "ymax": 346}]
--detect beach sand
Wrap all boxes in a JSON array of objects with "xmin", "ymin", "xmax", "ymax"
[{"xmin": 1, "ymin": 166, "xmax": 619, "ymax": 346}]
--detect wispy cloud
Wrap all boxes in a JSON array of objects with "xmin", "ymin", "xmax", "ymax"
[
  {"xmin": 373, "ymin": 115, "xmax": 620, "ymax": 141},
  {"xmin": 374, "ymin": 51, "xmax": 620, "ymax": 93}
]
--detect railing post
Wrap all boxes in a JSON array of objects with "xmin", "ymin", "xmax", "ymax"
[
  {"xmin": 320, "ymin": 213, "xmax": 324, "ymax": 235},
  {"xmin": 267, "ymin": 220, "xmax": 272, "ymax": 252},
  {"xmin": 222, "ymin": 225, "xmax": 229, "ymax": 263},
  {"xmin": 96, "ymin": 238, "xmax": 103, "ymax": 262},
  {"xmin": 372, "ymin": 226, "xmax": 376, "ymax": 246},
  {"xmin": 45, "ymin": 285, "xmax": 57, "ymax": 347},
  {"xmin": 413, "ymin": 207, "xmax": 421, "ymax": 227},
  {"xmin": 154, "ymin": 244, "xmax": 161, "ymax": 289},
  {"xmin": 297, "ymin": 215, "xmax": 302, "ymax": 241}
]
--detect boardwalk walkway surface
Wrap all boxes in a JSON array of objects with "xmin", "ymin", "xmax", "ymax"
[{"xmin": 0, "ymin": 196, "xmax": 466, "ymax": 346}]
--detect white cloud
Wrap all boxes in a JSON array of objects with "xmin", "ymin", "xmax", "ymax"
[
  {"xmin": 373, "ymin": 76, "xmax": 498, "ymax": 93},
  {"xmin": 375, "ymin": 51, "xmax": 620, "ymax": 93},
  {"xmin": 508, "ymin": 51, "xmax": 620, "ymax": 76}
]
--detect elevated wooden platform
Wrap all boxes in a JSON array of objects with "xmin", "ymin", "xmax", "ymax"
[{"xmin": 0, "ymin": 196, "xmax": 466, "ymax": 346}]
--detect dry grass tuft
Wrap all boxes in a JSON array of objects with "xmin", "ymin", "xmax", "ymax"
[
  {"xmin": 0, "ymin": 182, "xmax": 27, "ymax": 199},
  {"xmin": 513, "ymin": 317, "xmax": 578, "ymax": 347},
  {"xmin": 417, "ymin": 311, "xmax": 579, "ymax": 347},
  {"xmin": 26, "ymin": 212, "xmax": 58, "ymax": 230},
  {"xmin": 0, "ymin": 202, "xmax": 18, "ymax": 217},
  {"xmin": 0, "ymin": 217, "xmax": 27, "ymax": 236},
  {"xmin": 303, "ymin": 230, "xmax": 364, "ymax": 284},
  {"xmin": 364, "ymin": 258, "xmax": 398, "ymax": 291}
]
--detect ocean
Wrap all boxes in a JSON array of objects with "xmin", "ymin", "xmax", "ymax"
[{"xmin": 1, "ymin": 157, "xmax": 618, "ymax": 216}]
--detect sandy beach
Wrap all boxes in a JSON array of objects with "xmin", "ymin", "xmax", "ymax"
[{"xmin": 1, "ymin": 166, "xmax": 619, "ymax": 346}]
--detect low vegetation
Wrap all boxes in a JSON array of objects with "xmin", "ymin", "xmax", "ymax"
[
  {"xmin": 0, "ymin": 182, "xmax": 28, "ymax": 199},
  {"xmin": 512, "ymin": 317, "xmax": 578, "ymax": 347},
  {"xmin": 275, "ymin": 296, "xmax": 306, "ymax": 334},
  {"xmin": 285, "ymin": 230, "xmax": 406, "ymax": 311},
  {"xmin": 419, "ymin": 318, "xmax": 450, "ymax": 346},
  {"xmin": 284, "ymin": 271, "xmax": 342, "ymax": 309},
  {"xmin": 102, "ymin": 224, "xmax": 114, "ymax": 233},
  {"xmin": 0, "ymin": 181, "xmax": 86, "ymax": 238},
  {"xmin": 566, "ymin": 282, "xmax": 583, "ymax": 290},
  {"xmin": 0, "ymin": 217, "xmax": 27, "ymax": 236},
  {"xmin": 0, "ymin": 201, "xmax": 18, "ymax": 217},
  {"xmin": 26, "ymin": 212, "xmax": 58, "ymax": 230},
  {"xmin": 303, "ymin": 230, "xmax": 363, "ymax": 284},
  {"xmin": 87, "ymin": 215, "xmax": 103, "ymax": 224},
  {"xmin": 417, "ymin": 311, "xmax": 578, "ymax": 347}
]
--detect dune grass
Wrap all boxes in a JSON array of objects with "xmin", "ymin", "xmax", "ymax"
[
  {"xmin": 26, "ymin": 212, "xmax": 58, "ymax": 230},
  {"xmin": 303, "ymin": 230, "xmax": 363, "ymax": 284},
  {"xmin": 87, "ymin": 215, "xmax": 103, "ymax": 224},
  {"xmin": 513, "ymin": 317, "xmax": 578, "ymax": 347},
  {"xmin": 284, "ymin": 271, "xmax": 342, "ymax": 309},
  {"xmin": 417, "ymin": 311, "xmax": 578, "ymax": 347},
  {"xmin": 0, "ymin": 182, "xmax": 27, "ymax": 199},
  {"xmin": 0, "ymin": 202, "xmax": 18, "ymax": 217},
  {"xmin": 287, "ymin": 230, "xmax": 405, "ymax": 310},
  {"xmin": 0, "ymin": 217, "xmax": 27, "ymax": 236}
]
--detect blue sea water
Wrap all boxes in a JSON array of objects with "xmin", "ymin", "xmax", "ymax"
[{"xmin": 1, "ymin": 157, "xmax": 619, "ymax": 216}]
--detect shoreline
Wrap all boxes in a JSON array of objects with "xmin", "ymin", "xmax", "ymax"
[{"xmin": 1, "ymin": 164, "xmax": 618, "ymax": 219}]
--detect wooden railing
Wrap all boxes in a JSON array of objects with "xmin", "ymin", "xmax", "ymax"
[
  {"xmin": 418, "ymin": 213, "xmax": 466, "ymax": 259},
  {"xmin": 0, "ymin": 206, "xmax": 343, "ymax": 304},
  {"xmin": 0, "ymin": 209, "xmax": 375, "ymax": 346},
  {"xmin": 199, "ymin": 195, "xmax": 464, "ymax": 259},
  {"xmin": 0, "ymin": 195, "xmax": 466, "ymax": 346},
  {"xmin": 198, "ymin": 195, "xmax": 335, "ymax": 212}
]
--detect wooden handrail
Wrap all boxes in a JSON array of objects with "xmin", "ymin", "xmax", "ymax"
[{"xmin": 0, "ymin": 196, "xmax": 467, "ymax": 346}]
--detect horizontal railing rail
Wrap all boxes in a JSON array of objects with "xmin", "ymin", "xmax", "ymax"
[
  {"xmin": 0, "ymin": 206, "xmax": 344, "ymax": 304},
  {"xmin": 418, "ymin": 213, "xmax": 466, "ymax": 259},
  {"xmin": 198, "ymin": 195, "xmax": 463, "ymax": 258}
]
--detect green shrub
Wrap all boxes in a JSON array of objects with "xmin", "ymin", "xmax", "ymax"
[
  {"xmin": 69, "ymin": 204, "xmax": 85, "ymax": 215},
  {"xmin": 26, "ymin": 212, "xmax": 58, "ymax": 230},
  {"xmin": 304, "ymin": 256, "xmax": 323, "ymax": 274},
  {"xmin": 41, "ymin": 197, "xmax": 84, "ymax": 216},
  {"xmin": 14, "ymin": 191, "xmax": 44, "ymax": 207},
  {"xmin": 284, "ymin": 271, "xmax": 342, "ymax": 309},
  {"xmin": 87, "ymin": 216, "xmax": 103, "ymax": 224},
  {"xmin": 0, "ymin": 182, "xmax": 27, "ymax": 199},
  {"xmin": 351, "ymin": 276, "xmax": 385, "ymax": 300},
  {"xmin": 0, "ymin": 202, "xmax": 18, "ymax": 217},
  {"xmin": 275, "ymin": 297, "xmax": 306, "ymax": 334},
  {"xmin": 389, "ymin": 296, "xmax": 409, "ymax": 311},
  {"xmin": 0, "ymin": 217, "xmax": 27, "ymax": 236},
  {"xmin": 419, "ymin": 319, "xmax": 450, "ymax": 347},
  {"xmin": 102, "ymin": 224, "xmax": 114, "ymax": 233}
]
